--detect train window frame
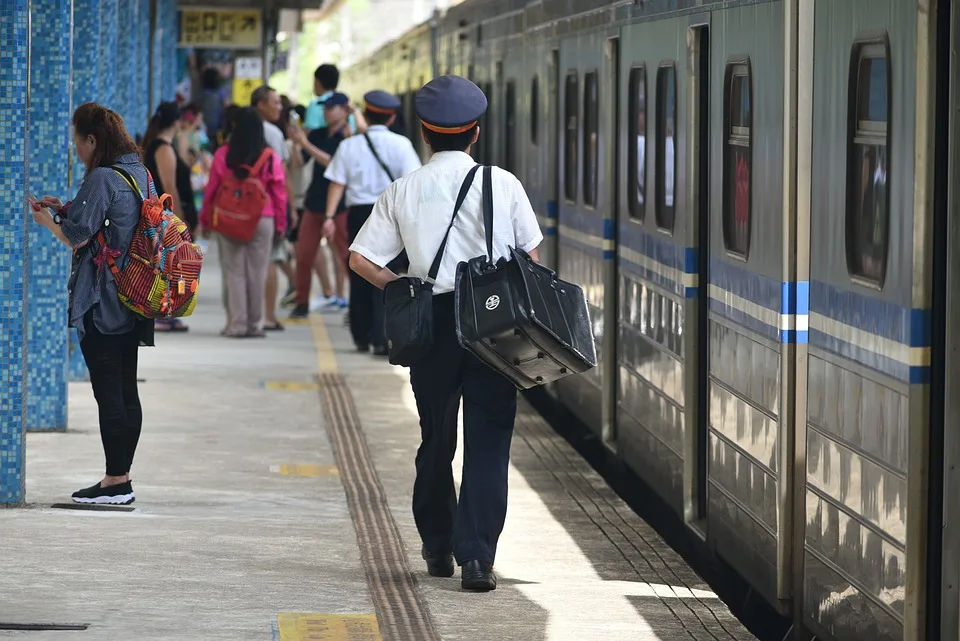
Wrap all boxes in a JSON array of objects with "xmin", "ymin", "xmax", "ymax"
[
  {"xmin": 627, "ymin": 65, "xmax": 647, "ymax": 222},
  {"xmin": 845, "ymin": 37, "xmax": 892, "ymax": 289},
  {"xmin": 583, "ymin": 70, "xmax": 600, "ymax": 208},
  {"xmin": 564, "ymin": 70, "xmax": 579, "ymax": 203},
  {"xmin": 655, "ymin": 63, "xmax": 678, "ymax": 234},
  {"xmin": 530, "ymin": 75, "xmax": 540, "ymax": 146},
  {"xmin": 722, "ymin": 59, "xmax": 753, "ymax": 261},
  {"xmin": 505, "ymin": 79, "xmax": 518, "ymax": 173}
]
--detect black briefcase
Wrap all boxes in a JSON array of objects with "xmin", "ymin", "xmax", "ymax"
[{"xmin": 454, "ymin": 168, "xmax": 597, "ymax": 389}]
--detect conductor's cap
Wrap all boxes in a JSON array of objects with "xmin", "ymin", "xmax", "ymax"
[
  {"xmin": 363, "ymin": 90, "xmax": 401, "ymax": 115},
  {"xmin": 416, "ymin": 75, "xmax": 487, "ymax": 134}
]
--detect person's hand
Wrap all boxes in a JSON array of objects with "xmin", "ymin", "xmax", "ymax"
[
  {"xmin": 31, "ymin": 205, "xmax": 51, "ymax": 228},
  {"xmin": 323, "ymin": 217, "xmax": 336, "ymax": 239},
  {"xmin": 287, "ymin": 124, "xmax": 306, "ymax": 144},
  {"xmin": 290, "ymin": 209, "xmax": 300, "ymax": 230},
  {"xmin": 40, "ymin": 196, "xmax": 63, "ymax": 212}
]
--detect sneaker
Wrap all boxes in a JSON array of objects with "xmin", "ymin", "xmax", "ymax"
[
  {"xmin": 290, "ymin": 304, "xmax": 309, "ymax": 319},
  {"xmin": 310, "ymin": 295, "xmax": 339, "ymax": 312},
  {"xmin": 337, "ymin": 297, "xmax": 348, "ymax": 309},
  {"xmin": 72, "ymin": 481, "xmax": 135, "ymax": 505}
]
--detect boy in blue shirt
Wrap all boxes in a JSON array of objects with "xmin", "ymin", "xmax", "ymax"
[{"xmin": 304, "ymin": 64, "xmax": 365, "ymax": 134}]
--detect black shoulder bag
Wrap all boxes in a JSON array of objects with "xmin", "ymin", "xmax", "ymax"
[
  {"xmin": 382, "ymin": 164, "xmax": 481, "ymax": 367},
  {"xmin": 455, "ymin": 167, "xmax": 598, "ymax": 389},
  {"xmin": 363, "ymin": 133, "xmax": 396, "ymax": 182}
]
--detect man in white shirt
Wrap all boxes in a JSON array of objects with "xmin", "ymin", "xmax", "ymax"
[
  {"xmin": 348, "ymin": 75, "xmax": 543, "ymax": 592},
  {"xmin": 252, "ymin": 85, "xmax": 294, "ymax": 331},
  {"xmin": 323, "ymin": 90, "xmax": 421, "ymax": 355}
]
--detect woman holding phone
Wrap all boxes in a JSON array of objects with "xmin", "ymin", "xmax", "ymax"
[{"xmin": 30, "ymin": 102, "xmax": 154, "ymax": 505}]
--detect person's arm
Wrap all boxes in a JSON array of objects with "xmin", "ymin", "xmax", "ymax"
[
  {"xmin": 42, "ymin": 170, "xmax": 112, "ymax": 249},
  {"xmin": 351, "ymin": 106, "xmax": 368, "ymax": 134},
  {"xmin": 322, "ymin": 182, "xmax": 346, "ymax": 239},
  {"xmin": 268, "ymin": 154, "xmax": 289, "ymax": 234},
  {"xmin": 288, "ymin": 138, "xmax": 303, "ymax": 171},
  {"xmin": 200, "ymin": 148, "xmax": 227, "ymax": 230},
  {"xmin": 155, "ymin": 143, "xmax": 184, "ymax": 220},
  {"xmin": 510, "ymin": 174, "xmax": 544, "ymax": 261},
  {"xmin": 294, "ymin": 128, "xmax": 335, "ymax": 167},
  {"xmin": 349, "ymin": 252, "xmax": 399, "ymax": 289}
]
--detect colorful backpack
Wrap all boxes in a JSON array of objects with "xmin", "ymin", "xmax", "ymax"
[
  {"xmin": 101, "ymin": 167, "xmax": 204, "ymax": 320},
  {"xmin": 210, "ymin": 147, "xmax": 273, "ymax": 243}
]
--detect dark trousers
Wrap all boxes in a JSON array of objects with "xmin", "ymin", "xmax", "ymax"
[
  {"xmin": 79, "ymin": 323, "xmax": 143, "ymax": 477},
  {"xmin": 409, "ymin": 294, "xmax": 518, "ymax": 565},
  {"xmin": 347, "ymin": 205, "xmax": 383, "ymax": 349}
]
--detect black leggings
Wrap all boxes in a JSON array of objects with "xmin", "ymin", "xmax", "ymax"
[{"xmin": 79, "ymin": 323, "xmax": 143, "ymax": 477}]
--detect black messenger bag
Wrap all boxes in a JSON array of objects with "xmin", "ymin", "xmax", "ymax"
[
  {"xmin": 382, "ymin": 164, "xmax": 481, "ymax": 367},
  {"xmin": 454, "ymin": 167, "xmax": 598, "ymax": 390}
]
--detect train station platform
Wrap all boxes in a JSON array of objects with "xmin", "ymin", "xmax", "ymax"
[{"xmin": 0, "ymin": 252, "xmax": 759, "ymax": 641}]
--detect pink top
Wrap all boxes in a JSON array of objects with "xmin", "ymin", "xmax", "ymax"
[{"xmin": 200, "ymin": 146, "xmax": 288, "ymax": 233}]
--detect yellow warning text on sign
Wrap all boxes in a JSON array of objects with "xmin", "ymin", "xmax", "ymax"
[
  {"xmin": 277, "ymin": 613, "xmax": 381, "ymax": 641},
  {"xmin": 179, "ymin": 8, "xmax": 262, "ymax": 49},
  {"xmin": 233, "ymin": 78, "xmax": 260, "ymax": 106},
  {"xmin": 273, "ymin": 464, "xmax": 339, "ymax": 478}
]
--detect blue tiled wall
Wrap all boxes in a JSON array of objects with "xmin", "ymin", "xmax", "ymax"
[
  {"xmin": 135, "ymin": 0, "xmax": 151, "ymax": 131},
  {"xmin": 68, "ymin": 0, "xmax": 100, "ymax": 382},
  {"xmin": 161, "ymin": 0, "xmax": 178, "ymax": 101},
  {"xmin": 27, "ymin": 0, "xmax": 72, "ymax": 432},
  {"xmin": 0, "ymin": 0, "xmax": 30, "ymax": 505},
  {"xmin": 116, "ymin": 0, "xmax": 137, "ymax": 133},
  {"xmin": 98, "ymin": 0, "xmax": 118, "ymax": 111},
  {"xmin": 150, "ymin": 0, "xmax": 163, "ymax": 111}
]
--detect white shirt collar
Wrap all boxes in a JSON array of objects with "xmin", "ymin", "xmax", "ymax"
[{"xmin": 427, "ymin": 150, "xmax": 475, "ymax": 166}]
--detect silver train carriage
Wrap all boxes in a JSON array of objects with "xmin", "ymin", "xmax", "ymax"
[{"xmin": 343, "ymin": 1, "xmax": 960, "ymax": 639}]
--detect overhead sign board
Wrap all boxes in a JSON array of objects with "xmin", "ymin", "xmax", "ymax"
[{"xmin": 178, "ymin": 7, "xmax": 262, "ymax": 49}]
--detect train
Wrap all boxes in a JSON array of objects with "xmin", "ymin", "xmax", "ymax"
[{"xmin": 341, "ymin": 1, "xmax": 959, "ymax": 640}]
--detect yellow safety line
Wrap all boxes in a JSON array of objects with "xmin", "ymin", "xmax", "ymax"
[
  {"xmin": 310, "ymin": 315, "xmax": 339, "ymax": 375},
  {"xmin": 277, "ymin": 613, "xmax": 381, "ymax": 641},
  {"xmin": 273, "ymin": 464, "xmax": 340, "ymax": 478}
]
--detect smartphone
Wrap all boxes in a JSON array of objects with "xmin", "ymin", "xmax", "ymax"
[
  {"xmin": 289, "ymin": 111, "xmax": 301, "ymax": 125},
  {"xmin": 25, "ymin": 192, "xmax": 40, "ymax": 211}
]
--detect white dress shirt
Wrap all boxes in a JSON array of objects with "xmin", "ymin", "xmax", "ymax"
[
  {"xmin": 324, "ymin": 125, "xmax": 422, "ymax": 206},
  {"xmin": 263, "ymin": 121, "xmax": 290, "ymax": 163},
  {"xmin": 350, "ymin": 150, "xmax": 544, "ymax": 294}
]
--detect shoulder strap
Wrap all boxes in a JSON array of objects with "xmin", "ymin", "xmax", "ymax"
[
  {"xmin": 481, "ymin": 166, "xmax": 494, "ymax": 263},
  {"xmin": 427, "ymin": 164, "xmax": 482, "ymax": 283},
  {"xmin": 363, "ymin": 132, "xmax": 396, "ymax": 182},
  {"xmin": 249, "ymin": 148, "xmax": 273, "ymax": 177},
  {"xmin": 111, "ymin": 166, "xmax": 145, "ymax": 201}
]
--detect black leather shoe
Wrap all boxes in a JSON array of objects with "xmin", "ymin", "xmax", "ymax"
[
  {"xmin": 460, "ymin": 560, "xmax": 496, "ymax": 591},
  {"xmin": 372, "ymin": 345, "xmax": 389, "ymax": 357},
  {"xmin": 421, "ymin": 548, "xmax": 454, "ymax": 578}
]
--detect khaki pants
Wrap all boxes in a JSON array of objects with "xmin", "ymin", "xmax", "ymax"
[{"xmin": 219, "ymin": 217, "xmax": 274, "ymax": 336}]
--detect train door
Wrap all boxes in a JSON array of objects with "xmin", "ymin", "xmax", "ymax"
[
  {"xmin": 542, "ymin": 48, "xmax": 560, "ymax": 272},
  {"xmin": 685, "ymin": 22, "xmax": 710, "ymax": 532}
]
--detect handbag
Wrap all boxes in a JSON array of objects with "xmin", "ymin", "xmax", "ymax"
[
  {"xmin": 382, "ymin": 164, "xmax": 481, "ymax": 366},
  {"xmin": 455, "ymin": 167, "xmax": 598, "ymax": 389}
]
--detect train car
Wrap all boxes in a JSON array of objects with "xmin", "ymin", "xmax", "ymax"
[{"xmin": 343, "ymin": 1, "xmax": 956, "ymax": 640}]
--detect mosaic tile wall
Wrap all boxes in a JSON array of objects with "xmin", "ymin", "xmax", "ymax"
[
  {"xmin": 26, "ymin": 0, "xmax": 72, "ymax": 432},
  {"xmin": 150, "ymin": 0, "xmax": 164, "ymax": 113},
  {"xmin": 98, "ymin": 0, "xmax": 118, "ymax": 112},
  {"xmin": 135, "ymin": 0, "xmax": 151, "ymax": 130},
  {"xmin": 116, "ymin": 0, "xmax": 137, "ymax": 133},
  {"xmin": 161, "ymin": 0, "xmax": 178, "ymax": 101},
  {"xmin": 68, "ymin": 0, "xmax": 101, "ymax": 382},
  {"xmin": 0, "ymin": 0, "xmax": 30, "ymax": 504}
]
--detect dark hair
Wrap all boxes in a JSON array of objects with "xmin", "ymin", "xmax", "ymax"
[
  {"xmin": 422, "ymin": 125, "xmax": 478, "ymax": 153},
  {"xmin": 251, "ymin": 85, "xmax": 276, "ymax": 108},
  {"xmin": 293, "ymin": 105, "xmax": 306, "ymax": 121},
  {"xmin": 141, "ymin": 101, "xmax": 181, "ymax": 151},
  {"xmin": 225, "ymin": 108, "xmax": 267, "ymax": 179},
  {"xmin": 201, "ymin": 67, "xmax": 221, "ymax": 90},
  {"xmin": 314, "ymin": 64, "xmax": 340, "ymax": 90},
  {"xmin": 73, "ymin": 102, "xmax": 140, "ymax": 169},
  {"xmin": 365, "ymin": 110, "xmax": 394, "ymax": 126}
]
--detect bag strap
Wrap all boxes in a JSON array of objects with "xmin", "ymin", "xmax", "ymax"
[
  {"xmin": 481, "ymin": 165, "xmax": 494, "ymax": 263},
  {"xmin": 248, "ymin": 148, "xmax": 273, "ymax": 177},
  {"xmin": 426, "ymin": 164, "xmax": 482, "ymax": 283},
  {"xmin": 363, "ymin": 132, "xmax": 396, "ymax": 183}
]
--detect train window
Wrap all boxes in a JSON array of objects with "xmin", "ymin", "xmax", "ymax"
[
  {"xmin": 564, "ymin": 71, "xmax": 579, "ymax": 202},
  {"xmin": 505, "ymin": 80, "xmax": 517, "ymax": 173},
  {"xmin": 846, "ymin": 42, "xmax": 890, "ymax": 286},
  {"xmin": 655, "ymin": 64, "xmax": 677, "ymax": 232},
  {"xmin": 583, "ymin": 72, "xmax": 599, "ymax": 206},
  {"xmin": 627, "ymin": 66, "xmax": 647, "ymax": 220},
  {"xmin": 722, "ymin": 63, "xmax": 752, "ymax": 258},
  {"xmin": 530, "ymin": 75, "xmax": 539, "ymax": 146}
]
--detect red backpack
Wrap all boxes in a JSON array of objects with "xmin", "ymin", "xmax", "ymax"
[{"xmin": 210, "ymin": 148, "xmax": 274, "ymax": 243}]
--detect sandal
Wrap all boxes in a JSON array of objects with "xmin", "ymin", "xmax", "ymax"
[
  {"xmin": 263, "ymin": 321, "xmax": 284, "ymax": 331},
  {"xmin": 156, "ymin": 319, "xmax": 189, "ymax": 332}
]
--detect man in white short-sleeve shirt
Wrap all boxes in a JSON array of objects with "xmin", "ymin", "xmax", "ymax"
[
  {"xmin": 348, "ymin": 75, "xmax": 542, "ymax": 593},
  {"xmin": 322, "ymin": 90, "xmax": 421, "ymax": 355}
]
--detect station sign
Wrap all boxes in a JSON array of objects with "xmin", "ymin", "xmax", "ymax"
[
  {"xmin": 232, "ymin": 56, "xmax": 263, "ymax": 106},
  {"xmin": 178, "ymin": 7, "xmax": 262, "ymax": 49}
]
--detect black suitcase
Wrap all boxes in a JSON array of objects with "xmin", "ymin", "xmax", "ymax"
[{"xmin": 453, "ymin": 167, "xmax": 597, "ymax": 389}]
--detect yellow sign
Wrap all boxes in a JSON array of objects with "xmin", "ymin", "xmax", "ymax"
[
  {"xmin": 277, "ymin": 613, "xmax": 381, "ymax": 641},
  {"xmin": 179, "ymin": 8, "xmax": 262, "ymax": 49},
  {"xmin": 233, "ymin": 78, "xmax": 259, "ymax": 107}
]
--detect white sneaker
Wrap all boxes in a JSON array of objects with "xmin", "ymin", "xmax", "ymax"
[{"xmin": 310, "ymin": 295, "xmax": 339, "ymax": 312}]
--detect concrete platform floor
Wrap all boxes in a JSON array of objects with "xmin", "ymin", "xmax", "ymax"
[{"xmin": 0, "ymin": 253, "xmax": 757, "ymax": 641}]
